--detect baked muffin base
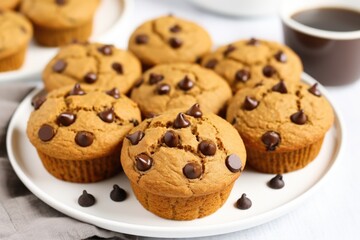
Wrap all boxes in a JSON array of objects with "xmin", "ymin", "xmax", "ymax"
[
  {"xmin": 131, "ymin": 182, "xmax": 234, "ymax": 220},
  {"xmin": 0, "ymin": 45, "xmax": 27, "ymax": 72}
]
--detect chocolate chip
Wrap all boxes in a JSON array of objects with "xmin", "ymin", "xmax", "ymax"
[
  {"xmin": 84, "ymin": 72, "xmax": 97, "ymax": 84},
  {"xmin": 31, "ymin": 95, "xmax": 46, "ymax": 110},
  {"xmin": 57, "ymin": 112, "xmax": 76, "ymax": 126},
  {"xmin": 177, "ymin": 76, "xmax": 194, "ymax": 91},
  {"xmin": 142, "ymin": 111, "xmax": 157, "ymax": 119},
  {"xmin": 274, "ymin": 51, "xmax": 287, "ymax": 63},
  {"xmin": 267, "ymin": 174, "xmax": 285, "ymax": 189},
  {"xmin": 290, "ymin": 110, "xmax": 307, "ymax": 125},
  {"xmin": 272, "ymin": 80, "xmax": 288, "ymax": 94},
  {"xmin": 112, "ymin": 62, "xmax": 123, "ymax": 74},
  {"xmin": 263, "ymin": 65, "xmax": 276, "ymax": 77},
  {"xmin": 169, "ymin": 37, "xmax": 182, "ymax": 48},
  {"xmin": 243, "ymin": 96, "xmax": 259, "ymax": 111},
  {"xmin": 223, "ymin": 44, "xmax": 236, "ymax": 56},
  {"xmin": 98, "ymin": 108, "xmax": 114, "ymax": 123},
  {"xmin": 185, "ymin": 103, "xmax": 202, "ymax": 118},
  {"xmin": 106, "ymin": 88, "xmax": 120, "ymax": 99},
  {"xmin": 110, "ymin": 185, "xmax": 127, "ymax": 202},
  {"xmin": 75, "ymin": 131, "xmax": 94, "ymax": 147},
  {"xmin": 129, "ymin": 119, "xmax": 139, "ymax": 126},
  {"xmin": 198, "ymin": 140, "xmax": 216, "ymax": 156},
  {"xmin": 173, "ymin": 113, "xmax": 190, "ymax": 129},
  {"xmin": 225, "ymin": 154, "xmax": 242, "ymax": 173},
  {"xmin": 38, "ymin": 124, "xmax": 55, "ymax": 142},
  {"xmin": 169, "ymin": 24, "xmax": 181, "ymax": 33},
  {"xmin": 308, "ymin": 83, "xmax": 321, "ymax": 97},
  {"xmin": 149, "ymin": 73, "xmax": 164, "ymax": 85},
  {"xmin": 183, "ymin": 163, "xmax": 202, "ymax": 179},
  {"xmin": 247, "ymin": 38, "xmax": 259, "ymax": 46},
  {"xmin": 134, "ymin": 78, "xmax": 144, "ymax": 88},
  {"xmin": 195, "ymin": 56, "xmax": 202, "ymax": 64},
  {"xmin": 135, "ymin": 34, "xmax": 148, "ymax": 44},
  {"xmin": 126, "ymin": 131, "xmax": 145, "ymax": 145},
  {"xmin": 163, "ymin": 131, "xmax": 179, "ymax": 147},
  {"xmin": 235, "ymin": 69, "xmax": 251, "ymax": 82},
  {"xmin": 261, "ymin": 131, "xmax": 280, "ymax": 151},
  {"xmin": 205, "ymin": 59, "xmax": 218, "ymax": 69},
  {"xmin": 236, "ymin": 194, "xmax": 252, "ymax": 210},
  {"xmin": 78, "ymin": 190, "xmax": 95, "ymax": 207},
  {"xmin": 68, "ymin": 83, "xmax": 86, "ymax": 96},
  {"xmin": 135, "ymin": 153, "xmax": 153, "ymax": 171},
  {"xmin": 55, "ymin": 0, "xmax": 66, "ymax": 6},
  {"xmin": 52, "ymin": 59, "xmax": 67, "ymax": 73},
  {"xmin": 156, "ymin": 83, "xmax": 171, "ymax": 95},
  {"xmin": 98, "ymin": 45, "xmax": 113, "ymax": 56}
]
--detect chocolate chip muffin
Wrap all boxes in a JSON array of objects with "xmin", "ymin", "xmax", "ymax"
[
  {"xmin": 226, "ymin": 80, "xmax": 334, "ymax": 173},
  {"xmin": 0, "ymin": 0, "xmax": 20, "ymax": 10},
  {"xmin": 42, "ymin": 42, "xmax": 141, "ymax": 93},
  {"xmin": 201, "ymin": 38, "xmax": 303, "ymax": 91},
  {"xmin": 130, "ymin": 63, "xmax": 232, "ymax": 117},
  {"xmin": 20, "ymin": 0, "xmax": 100, "ymax": 46},
  {"xmin": 121, "ymin": 104, "xmax": 246, "ymax": 220},
  {"xmin": 128, "ymin": 15, "xmax": 212, "ymax": 67},
  {"xmin": 27, "ymin": 84, "xmax": 141, "ymax": 183},
  {"xmin": 0, "ymin": 10, "xmax": 33, "ymax": 72}
]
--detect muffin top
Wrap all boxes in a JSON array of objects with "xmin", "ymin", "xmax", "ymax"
[
  {"xmin": 226, "ymin": 80, "xmax": 334, "ymax": 152},
  {"xmin": 128, "ymin": 15, "xmax": 212, "ymax": 66},
  {"xmin": 42, "ymin": 42, "xmax": 142, "ymax": 93},
  {"xmin": 130, "ymin": 63, "xmax": 232, "ymax": 117},
  {"xmin": 121, "ymin": 105, "xmax": 246, "ymax": 197},
  {"xmin": 201, "ymin": 38, "xmax": 303, "ymax": 91},
  {"xmin": 0, "ymin": 0, "xmax": 20, "ymax": 10},
  {"xmin": 20, "ymin": 0, "xmax": 99, "ymax": 29},
  {"xmin": 0, "ymin": 10, "xmax": 33, "ymax": 59},
  {"xmin": 27, "ymin": 84, "xmax": 141, "ymax": 160}
]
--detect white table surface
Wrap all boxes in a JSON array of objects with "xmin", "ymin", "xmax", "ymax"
[{"xmin": 125, "ymin": 0, "xmax": 360, "ymax": 239}]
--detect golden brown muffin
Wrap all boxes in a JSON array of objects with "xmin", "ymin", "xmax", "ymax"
[
  {"xmin": 20, "ymin": 0, "xmax": 100, "ymax": 46},
  {"xmin": 226, "ymin": 80, "xmax": 334, "ymax": 173},
  {"xmin": 27, "ymin": 84, "xmax": 141, "ymax": 183},
  {"xmin": 121, "ymin": 105, "xmax": 246, "ymax": 220},
  {"xmin": 0, "ymin": 10, "xmax": 33, "ymax": 72},
  {"xmin": 0, "ymin": 0, "xmax": 20, "ymax": 10},
  {"xmin": 42, "ymin": 42, "xmax": 141, "ymax": 93}
]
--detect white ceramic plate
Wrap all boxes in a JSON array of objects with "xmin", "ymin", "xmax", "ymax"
[
  {"xmin": 0, "ymin": 0, "xmax": 133, "ymax": 83},
  {"xmin": 6, "ymin": 73, "xmax": 344, "ymax": 238}
]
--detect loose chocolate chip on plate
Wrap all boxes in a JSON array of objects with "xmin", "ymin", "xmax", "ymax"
[
  {"xmin": 169, "ymin": 37, "xmax": 183, "ymax": 48},
  {"xmin": 135, "ymin": 153, "xmax": 153, "ymax": 171},
  {"xmin": 156, "ymin": 83, "xmax": 171, "ymax": 95},
  {"xmin": 52, "ymin": 59, "xmax": 67, "ymax": 73},
  {"xmin": 247, "ymin": 38, "xmax": 259, "ymax": 46},
  {"xmin": 183, "ymin": 163, "xmax": 202, "ymax": 179},
  {"xmin": 225, "ymin": 154, "xmax": 242, "ymax": 173},
  {"xmin": 236, "ymin": 194, "xmax": 252, "ymax": 210},
  {"xmin": 272, "ymin": 80, "xmax": 288, "ymax": 94},
  {"xmin": 106, "ymin": 88, "xmax": 120, "ymax": 99},
  {"xmin": 261, "ymin": 131, "xmax": 280, "ymax": 151},
  {"xmin": 223, "ymin": 44, "xmax": 236, "ymax": 56},
  {"xmin": 84, "ymin": 72, "xmax": 97, "ymax": 84},
  {"xmin": 135, "ymin": 34, "xmax": 148, "ymax": 44},
  {"xmin": 178, "ymin": 76, "xmax": 194, "ymax": 91},
  {"xmin": 110, "ymin": 185, "xmax": 127, "ymax": 202},
  {"xmin": 126, "ymin": 131, "xmax": 145, "ymax": 145},
  {"xmin": 68, "ymin": 83, "xmax": 86, "ymax": 96},
  {"xmin": 235, "ymin": 69, "xmax": 251, "ymax": 82},
  {"xmin": 98, "ymin": 45, "xmax": 113, "ymax": 56},
  {"xmin": 243, "ymin": 96, "xmax": 259, "ymax": 110},
  {"xmin": 112, "ymin": 62, "xmax": 123, "ymax": 74},
  {"xmin": 185, "ymin": 103, "xmax": 202, "ymax": 118},
  {"xmin": 173, "ymin": 113, "xmax": 190, "ymax": 129},
  {"xmin": 98, "ymin": 108, "xmax": 114, "ymax": 123},
  {"xmin": 263, "ymin": 65, "xmax": 276, "ymax": 78},
  {"xmin": 38, "ymin": 124, "xmax": 55, "ymax": 142},
  {"xmin": 78, "ymin": 190, "xmax": 95, "ymax": 207},
  {"xmin": 290, "ymin": 110, "xmax": 307, "ymax": 125},
  {"xmin": 267, "ymin": 174, "xmax": 285, "ymax": 189},
  {"xmin": 198, "ymin": 140, "xmax": 216, "ymax": 156},
  {"xmin": 170, "ymin": 24, "xmax": 181, "ymax": 33},
  {"xmin": 149, "ymin": 73, "xmax": 164, "ymax": 85},
  {"xmin": 57, "ymin": 112, "xmax": 76, "ymax": 126},
  {"xmin": 75, "ymin": 131, "xmax": 94, "ymax": 147},
  {"xmin": 308, "ymin": 83, "xmax": 321, "ymax": 97},
  {"xmin": 205, "ymin": 59, "xmax": 218, "ymax": 69},
  {"xmin": 163, "ymin": 130, "xmax": 179, "ymax": 147},
  {"xmin": 274, "ymin": 51, "xmax": 287, "ymax": 63},
  {"xmin": 31, "ymin": 95, "xmax": 46, "ymax": 110}
]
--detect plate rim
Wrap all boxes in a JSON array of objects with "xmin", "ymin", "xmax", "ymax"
[{"xmin": 5, "ymin": 73, "xmax": 346, "ymax": 238}]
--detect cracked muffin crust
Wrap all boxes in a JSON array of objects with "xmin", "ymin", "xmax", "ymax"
[
  {"xmin": 27, "ymin": 84, "xmax": 141, "ymax": 182},
  {"xmin": 20, "ymin": 0, "xmax": 100, "ymax": 46},
  {"xmin": 121, "ymin": 105, "xmax": 246, "ymax": 220},
  {"xmin": 0, "ymin": 0, "xmax": 20, "ymax": 10},
  {"xmin": 130, "ymin": 63, "xmax": 232, "ymax": 117},
  {"xmin": 42, "ymin": 42, "xmax": 141, "ymax": 93},
  {"xmin": 128, "ymin": 15, "xmax": 212, "ymax": 67},
  {"xmin": 201, "ymin": 38, "xmax": 303, "ymax": 91},
  {"xmin": 226, "ymin": 80, "xmax": 334, "ymax": 173}
]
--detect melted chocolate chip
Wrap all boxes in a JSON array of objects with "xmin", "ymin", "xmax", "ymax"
[
  {"xmin": 308, "ymin": 83, "xmax": 321, "ymax": 97},
  {"xmin": 129, "ymin": 119, "xmax": 139, "ymax": 126},
  {"xmin": 57, "ymin": 112, "xmax": 76, "ymax": 126},
  {"xmin": 169, "ymin": 37, "xmax": 182, "ymax": 48},
  {"xmin": 261, "ymin": 131, "xmax": 280, "ymax": 151},
  {"xmin": 263, "ymin": 65, "xmax": 276, "ymax": 78},
  {"xmin": 68, "ymin": 83, "xmax": 86, "ymax": 96},
  {"xmin": 272, "ymin": 80, "xmax": 288, "ymax": 94},
  {"xmin": 183, "ymin": 163, "xmax": 202, "ymax": 179},
  {"xmin": 84, "ymin": 72, "xmax": 97, "ymax": 84},
  {"xmin": 134, "ymin": 78, "xmax": 144, "ymax": 88},
  {"xmin": 38, "ymin": 124, "xmax": 55, "ymax": 142},
  {"xmin": 31, "ymin": 95, "xmax": 46, "ymax": 110},
  {"xmin": 110, "ymin": 185, "xmax": 127, "ymax": 202},
  {"xmin": 135, "ymin": 153, "xmax": 153, "ymax": 171},
  {"xmin": 177, "ymin": 76, "xmax": 194, "ymax": 91},
  {"xmin": 290, "ymin": 110, "xmax": 307, "ymax": 125},
  {"xmin": 247, "ymin": 38, "xmax": 259, "ymax": 46},
  {"xmin": 98, "ymin": 45, "xmax": 113, "ymax": 56},
  {"xmin": 235, "ymin": 69, "xmax": 251, "ymax": 82},
  {"xmin": 236, "ymin": 194, "xmax": 252, "ymax": 210},
  {"xmin": 126, "ymin": 131, "xmax": 145, "ymax": 145},
  {"xmin": 135, "ymin": 34, "xmax": 148, "ymax": 44},
  {"xmin": 205, "ymin": 59, "xmax": 218, "ymax": 69},
  {"xmin": 149, "ymin": 73, "xmax": 164, "ymax": 85},
  {"xmin": 52, "ymin": 59, "xmax": 67, "ymax": 73},
  {"xmin": 156, "ymin": 83, "xmax": 171, "ymax": 95},
  {"xmin": 75, "ymin": 131, "xmax": 94, "ymax": 147},
  {"xmin": 274, "ymin": 51, "xmax": 287, "ymax": 63},
  {"xmin": 55, "ymin": 0, "xmax": 66, "ymax": 6},
  {"xmin": 198, "ymin": 140, "xmax": 216, "ymax": 156},
  {"xmin": 170, "ymin": 24, "xmax": 181, "ymax": 33},
  {"xmin": 185, "ymin": 103, "xmax": 202, "ymax": 118},
  {"xmin": 267, "ymin": 174, "xmax": 285, "ymax": 189},
  {"xmin": 106, "ymin": 88, "xmax": 120, "ymax": 99},
  {"xmin": 173, "ymin": 113, "xmax": 190, "ymax": 129},
  {"xmin": 163, "ymin": 131, "xmax": 179, "ymax": 147},
  {"xmin": 112, "ymin": 62, "xmax": 123, "ymax": 74},
  {"xmin": 223, "ymin": 44, "xmax": 236, "ymax": 56},
  {"xmin": 243, "ymin": 96, "xmax": 259, "ymax": 110},
  {"xmin": 78, "ymin": 190, "xmax": 95, "ymax": 207},
  {"xmin": 98, "ymin": 108, "xmax": 114, "ymax": 123},
  {"xmin": 225, "ymin": 154, "xmax": 242, "ymax": 173}
]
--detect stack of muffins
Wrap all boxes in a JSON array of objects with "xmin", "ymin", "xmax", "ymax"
[{"xmin": 26, "ymin": 13, "xmax": 334, "ymax": 220}]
